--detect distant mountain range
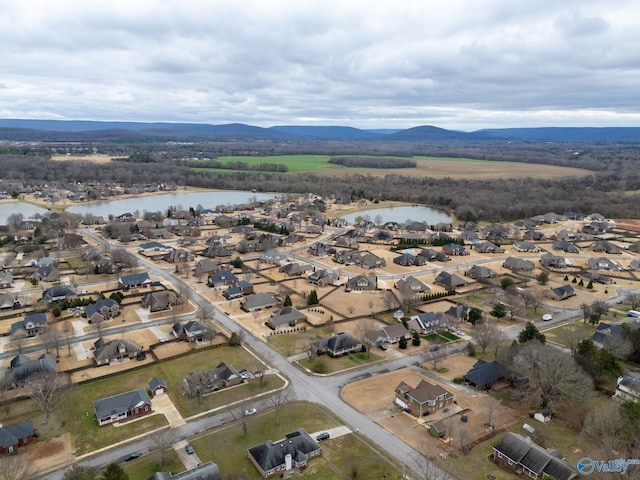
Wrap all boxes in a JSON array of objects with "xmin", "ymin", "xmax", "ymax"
[{"xmin": 0, "ymin": 119, "xmax": 639, "ymax": 143}]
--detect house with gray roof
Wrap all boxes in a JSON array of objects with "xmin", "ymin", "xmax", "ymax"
[
  {"xmin": 149, "ymin": 377, "xmax": 168, "ymax": 396},
  {"xmin": 242, "ymin": 293, "xmax": 278, "ymax": 312},
  {"xmin": 492, "ymin": 432, "xmax": 578, "ymax": 480},
  {"xmin": 0, "ymin": 420, "xmax": 35, "ymax": 454},
  {"xmin": 463, "ymin": 360, "xmax": 508, "ymax": 390},
  {"xmin": 146, "ymin": 462, "xmax": 222, "ymax": 480},
  {"xmin": 183, "ymin": 362, "xmax": 242, "ymax": 396},
  {"xmin": 32, "ymin": 266, "xmax": 60, "ymax": 282},
  {"xmin": 313, "ymin": 333, "xmax": 360, "ymax": 357},
  {"xmin": 308, "ymin": 269, "xmax": 337, "ymax": 287},
  {"xmin": 119, "ymin": 272, "xmax": 151, "ymax": 289},
  {"xmin": 42, "ymin": 285, "xmax": 76, "ymax": 302},
  {"xmin": 248, "ymin": 429, "xmax": 321, "ymax": 478},
  {"xmin": 407, "ymin": 312, "xmax": 449, "ymax": 334},
  {"xmin": 552, "ymin": 241, "xmax": 579, "ymax": 253},
  {"xmin": 433, "ymin": 271, "xmax": 466, "ymax": 290},
  {"xmin": 514, "ymin": 241, "xmax": 540, "ymax": 253},
  {"xmin": 141, "ymin": 290, "xmax": 179, "ymax": 312},
  {"xmin": 548, "ymin": 285, "xmax": 575, "ymax": 301},
  {"xmin": 93, "ymin": 337, "xmax": 142, "ymax": 365},
  {"xmin": 0, "ymin": 271, "xmax": 13, "ymax": 289},
  {"xmin": 395, "ymin": 379, "xmax": 454, "ymax": 417},
  {"xmin": 475, "ymin": 241, "xmax": 504, "ymax": 254},
  {"xmin": 279, "ymin": 262, "xmax": 313, "ymax": 277},
  {"xmin": 614, "ymin": 375, "xmax": 640, "ymax": 403},
  {"xmin": 208, "ymin": 270, "xmax": 238, "ymax": 289},
  {"xmin": 540, "ymin": 253, "xmax": 568, "ymax": 268},
  {"xmin": 346, "ymin": 275, "xmax": 377, "ymax": 291},
  {"xmin": 396, "ymin": 276, "xmax": 430, "ymax": 296},
  {"xmin": 502, "ymin": 257, "xmax": 534, "ymax": 272},
  {"xmin": 267, "ymin": 306, "xmax": 307, "ymax": 330},
  {"xmin": 85, "ymin": 298, "xmax": 120, "ymax": 324},
  {"xmin": 11, "ymin": 313, "xmax": 47, "ymax": 339},
  {"xmin": 93, "ymin": 388, "xmax": 152, "ymax": 426},
  {"xmin": 466, "ymin": 265, "xmax": 496, "ymax": 280},
  {"xmin": 592, "ymin": 240, "xmax": 621, "ymax": 254},
  {"xmin": 0, "ymin": 293, "xmax": 15, "ymax": 310},
  {"xmin": 587, "ymin": 257, "xmax": 624, "ymax": 271},
  {"xmin": 6, "ymin": 353, "xmax": 57, "ymax": 389}
]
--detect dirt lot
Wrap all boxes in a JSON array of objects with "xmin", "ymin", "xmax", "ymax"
[{"xmin": 342, "ymin": 367, "xmax": 519, "ymax": 456}]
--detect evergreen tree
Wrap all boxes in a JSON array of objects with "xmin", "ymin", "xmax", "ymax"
[
  {"xmin": 398, "ymin": 336, "xmax": 408, "ymax": 349},
  {"xmin": 307, "ymin": 290, "xmax": 319, "ymax": 305},
  {"xmin": 412, "ymin": 331, "xmax": 421, "ymax": 346},
  {"xmin": 101, "ymin": 463, "xmax": 129, "ymax": 480},
  {"xmin": 517, "ymin": 321, "xmax": 546, "ymax": 344},
  {"xmin": 284, "ymin": 295, "xmax": 292, "ymax": 307}
]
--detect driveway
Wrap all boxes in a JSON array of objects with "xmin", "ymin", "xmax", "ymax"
[
  {"xmin": 152, "ymin": 393, "xmax": 186, "ymax": 427},
  {"xmin": 174, "ymin": 440, "xmax": 201, "ymax": 470}
]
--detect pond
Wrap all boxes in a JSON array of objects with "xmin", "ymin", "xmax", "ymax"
[
  {"xmin": 0, "ymin": 202, "xmax": 49, "ymax": 226},
  {"xmin": 66, "ymin": 190, "xmax": 277, "ymax": 218},
  {"xmin": 340, "ymin": 205, "xmax": 451, "ymax": 225}
]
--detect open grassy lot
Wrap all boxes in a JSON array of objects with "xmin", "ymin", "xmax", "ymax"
[
  {"xmin": 123, "ymin": 449, "xmax": 183, "ymax": 480},
  {"xmin": 190, "ymin": 402, "xmax": 399, "ymax": 480},
  {"xmin": 542, "ymin": 321, "xmax": 595, "ymax": 348},
  {"xmin": 298, "ymin": 351, "xmax": 383, "ymax": 374},
  {"xmin": 190, "ymin": 154, "xmax": 591, "ymax": 180}
]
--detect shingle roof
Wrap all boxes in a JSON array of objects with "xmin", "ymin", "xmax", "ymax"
[
  {"xmin": 463, "ymin": 360, "xmax": 507, "ymax": 387},
  {"xmin": 0, "ymin": 421, "xmax": 34, "ymax": 449},
  {"xmin": 248, "ymin": 429, "xmax": 320, "ymax": 473},
  {"xmin": 93, "ymin": 388, "xmax": 151, "ymax": 420}
]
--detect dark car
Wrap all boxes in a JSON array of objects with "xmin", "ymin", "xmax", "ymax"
[
  {"xmin": 379, "ymin": 344, "xmax": 388, "ymax": 351},
  {"xmin": 125, "ymin": 452, "xmax": 141, "ymax": 461},
  {"xmin": 316, "ymin": 432, "xmax": 330, "ymax": 441},
  {"xmin": 185, "ymin": 444, "xmax": 195, "ymax": 454}
]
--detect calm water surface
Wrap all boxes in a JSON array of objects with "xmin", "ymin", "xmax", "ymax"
[{"xmin": 340, "ymin": 205, "xmax": 451, "ymax": 225}]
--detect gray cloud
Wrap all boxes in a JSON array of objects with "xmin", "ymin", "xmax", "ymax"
[{"xmin": 0, "ymin": 0, "xmax": 639, "ymax": 130}]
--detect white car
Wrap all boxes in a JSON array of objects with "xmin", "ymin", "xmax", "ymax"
[
  {"xmin": 456, "ymin": 331, "xmax": 466, "ymax": 336},
  {"xmin": 244, "ymin": 408, "xmax": 257, "ymax": 416}
]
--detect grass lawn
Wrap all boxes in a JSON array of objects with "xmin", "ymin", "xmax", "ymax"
[
  {"xmin": 266, "ymin": 326, "xmax": 333, "ymax": 357},
  {"xmin": 298, "ymin": 351, "xmax": 382, "ymax": 374},
  {"xmin": 204, "ymin": 155, "xmax": 336, "ymax": 173},
  {"xmin": 49, "ymin": 346, "xmax": 282, "ymax": 454},
  {"xmin": 542, "ymin": 321, "xmax": 594, "ymax": 347},
  {"xmin": 122, "ymin": 449, "xmax": 183, "ymax": 480},
  {"xmin": 190, "ymin": 402, "xmax": 399, "ymax": 480},
  {"xmin": 440, "ymin": 331, "xmax": 460, "ymax": 341}
]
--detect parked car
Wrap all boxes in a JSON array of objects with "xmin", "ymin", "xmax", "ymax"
[
  {"xmin": 316, "ymin": 432, "xmax": 330, "ymax": 441},
  {"xmin": 125, "ymin": 452, "xmax": 141, "ymax": 461},
  {"xmin": 379, "ymin": 344, "xmax": 388, "ymax": 351},
  {"xmin": 185, "ymin": 444, "xmax": 195, "ymax": 454},
  {"xmin": 244, "ymin": 408, "xmax": 257, "ymax": 416}
]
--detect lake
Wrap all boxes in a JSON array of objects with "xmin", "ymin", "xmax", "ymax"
[
  {"xmin": 340, "ymin": 205, "xmax": 451, "ymax": 225},
  {"xmin": 0, "ymin": 202, "xmax": 49, "ymax": 225},
  {"xmin": 66, "ymin": 191, "xmax": 277, "ymax": 218}
]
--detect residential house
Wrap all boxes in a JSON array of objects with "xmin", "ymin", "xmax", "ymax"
[
  {"xmin": 0, "ymin": 421, "xmax": 36, "ymax": 454},
  {"xmin": 592, "ymin": 240, "xmax": 621, "ymax": 254},
  {"xmin": 259, "ymin": 251, "xmax": 289, "ymax": 265},
  {"xmin": 138, "ymin": 241, "xmax": 173, "ymax": 255},
  {"xmin": 442, "ymin": 243, "xmax": 469, "ymax": 256},
  {"xmin": 613, "ymin": 376, "xmax": 640, "ymax": 403},
  {"xmin": 279, "ymin": 263, "xmax": 313, "ymax": 277},
  {"xmin": 552, "ymin": 241, "xmax": 579, "ymax": 253},
  {"xmin": 407, "ymin": 312, "xmax": 449, "ymax": 334},
  {"xmin": 463, "ymin": 360, "xmax": 508, "ymax": 390},
  {"xmin": 379, "ymin": 323, "xmax": 411, "ymax": 344},
  {"xmin": 85, "ymin": 299, "xmax": 120, "ymax": 324},
  {"xmin": 313, "ymin": 333, "xmax": 361, "ymax": 357},
  {"xmin": 492, "ymin": 432, "xmax": 578, "ymax": 480},
  {"xmin": 11, "ymin": 313, "xmax": 47, "ymax": 339},
  {"xmin": 248, "ymin": 429, "xmax": 321, "ymax": 479},
  {"xmin": 147, "ymin": 462, "xmax": 222, "ymax": 480},
  {"xmin": 359, "ymin": 252, "xmax": 386, "ymax": 269},
  {"xmin": 433, "ymin": 271, "xmax": 466, "ymax": 290},
  {"xmin": 202, "ymin": 244, "xmax": 232, "ymax": 258},
  {"xmin": 466, "ymin": 265, "xmax": 497, "ymax": 280},
  {"xmin": 460, "ymin": 230, "xmax": 479, "ymax": 242},
  {"xmin": 475, "ymin": 241, "xmax": 505, "ymax": 254},
  {"xmin": 394, "ymin": 379, "xmax": 454, "ymax": 417},
  {"xmin": 32, "ymin": 266, "xmax": 60, "ymax": 282},
  {"xmin": 6, "ymin": 353, "xmax": 57, "ymax": 389},
  {"xmin": 93, "ymin": 337, "xmax": 142, "ymax": 365},
  {"xmin": 587, "ymin": 257, "xmax": 624, "ymax": 271},
  {"xmin": 513, "ymin": 241, "xmax": 540, "ymax": 253},
  {"xmin": 372, "ymin": 230, "xmax": 394, "ymax": 243},
  {"xmin": 208, "ymin": 270, "xmax": 238, "ymax": 289},
  {"xmin": 581, "ymin": 271, "xmax": 613, "ymax": 285},
  {"xmin": 183, "ymin": 362, "xmax": 242, "ymax": 395},
  {"xmin": 393, "ymin": 253, "xmax": 427, "ymax": 267},
  {"xmin": 346, "ymin": 275, "xmax": 377, "ymax": 291},
  {"xmin": 141, "ymin": 290, "xmax": 179, "ymax": 312},
  {"xmin": 119, "ymin": 272, "xmax": 152, "ymax": 289},
  {"xmin": 418, "ymin": 248, "xmax": 450, "ymax": 262},
  {"xmin": 396, "ymin": 276, "xmax": 430, "ymax": 296},
  {"xmin": 93, "ymin": 388, "xmax": 153, "ymax": 426},
  {"xmin": 335, "ymin": 236, "xmax": 359, "ymax": 249},
  {"xmin": 308, "ymin": 269, "xmax": 338, "ymax": 287},
  {"xmin": 164, "ymin": 248, "xmax": 195, "ymax": 264},
  {"xmin": 592, "ymin": 322, "xmax": 630, "ymax": 350},
  {"xmin": 149, "ymin": 377, "xmax": 168, "ymax": 396},
  {"xmin": 0, "ymin": 271, "xmax": 13, "ymax": 289},
  {"xmin": 445, "ymin": 303, "xmax": 471, "ymax": 323},
  {"xmin": 42, "ymin": 285, "xmax": 76, "ymax": 302},
  {"xmin": 192, "ymin": 259, "xmax": 225, "ymax": 279},
  {"xmin": 242, "ymin": 293, "xmax": 278, "ymax": 312},
  {"xmin": 502, "ymin": 257, "xmax": 534, "ymax": 272},
  {"xmin": 548, "ymin": 285, "xmax": 576, "ymax": 301},
  {"xmin": 223, "ymin": 280, "xmax": 254, "ymax": 299},
  {"xmin": 83, "ymin": 251, "xmax": 118, "ymax": 274},
  {"xmin": 173, "ymin": 320, "xmax": 208, "ymax": 342},
  {"xmin": 540, "ymin": 253, "xmax": 568, "ymax": 269},
  {"xmin": 267, "ymin": 306, "xmax": 307, "ymax": 330},
  {"xmin": 0, "ymin": 292, "xmax": 15, "ymax": 309},
  {"xmin": 628, "ymin": 240, "xmax": 640, "ymax": 253}
]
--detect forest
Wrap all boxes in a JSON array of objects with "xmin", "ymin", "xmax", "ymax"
[{"xmin": 2, "ymin": 139, "xmax": 640, "ymax": 222}]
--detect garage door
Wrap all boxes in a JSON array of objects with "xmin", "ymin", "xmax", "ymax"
[
  {"xmin": 395, "ymin": 398, "xmax": 409, "ymax": 410},
  {"xmin": 155, "ymin": 388, "xmax": 165, "ymax": 395}
]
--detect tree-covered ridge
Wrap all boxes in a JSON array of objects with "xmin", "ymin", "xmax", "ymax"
[{"xmin": 328, "ymin": 156, "xmax": 416, "ymax": 168}]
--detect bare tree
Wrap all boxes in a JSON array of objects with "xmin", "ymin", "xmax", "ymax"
[
  {"xmin": 508, "ymin": 343, "xmax": 593, "ymax": 408},
  {"xmin": 0, "ymin": 452, "xmax": 33, "ymax": 480},
  {"xmin": 28, "ymin": 374, "xmax": 65, "ymax": 422},
  {"xmin": 422, "ymin": 346, "xmax": 447, "ymax": 371},
  {"xmin": 625, "ymin": 292, "xmax": 640, "ymax": 310},
  {"xmin": 152, "ymin": 429, "xmax": 176, "ymax": 466},
  {"xmin": 413, "ymin": 453, "xmax": 449, "ymax": 480},
  {"xmin": 354, "ymin": 317, "xmax": 378, "ymax": 358},
  {"xmin": 40, "ymin": 327, "xmax": 61, "ymax": 357},
  {"xmin": 520, "ymin": 288, "xmax": 542, "ymax": 313},
  {"xmin": 557, "ymin": 322, "xmax": 583, "ymax": 355},
  {"xmin": 6, "ymin": 213, "xmax": 24, "ymax": 235},
  {"xmin": 580, "ymin": 302, "xmax": 592, "ymax": 323},
  {"xmin": 473, "ymin": 320, "xmax": 503, "ymax": 355},
  {"xmin": 269, "ymin": 388, "xmax": 291, "ymax": 424}
]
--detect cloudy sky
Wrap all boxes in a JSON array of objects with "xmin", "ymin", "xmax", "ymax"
[{"xmin": 1, "ymin": 0, "xmax": 639, "ymax": 130}]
